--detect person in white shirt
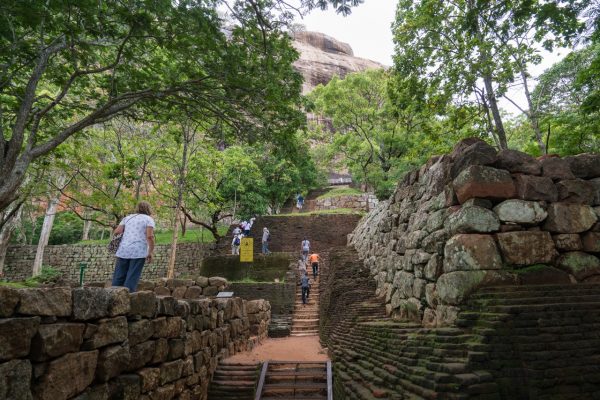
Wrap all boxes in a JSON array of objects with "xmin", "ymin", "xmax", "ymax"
[
  {"xmin": 261, "ymin": 227, "xmax": 271, "ymax": 254},
  {"xmin": 112, "ymin": 201, "xmax": 155, "ymax": 292},
  {"xmin": 231, "ymin": 233, "xmax": 242, "ymax": 255},
  {"xmin": 233, "ymin": 225, "xmax": 242, "ymax": 237},
  {"xmin": 301, "ymin": 237, "xmax": 310, "ymax": 262}
]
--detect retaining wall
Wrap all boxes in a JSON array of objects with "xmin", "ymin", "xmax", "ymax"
[
  {"xmin": 0, "ymin": 285, "xmax": 270, "ymax": 400},
  {"xmin": 350, "ymin": 138, "xmax": 600, "ymax": 326},
  {"xmin": 312, "ymin": 193, "xmax": 378, "ymax": 212},
  {"xmin": 3, "ymin": 243, "xmax": 208, "ymax": 282}
]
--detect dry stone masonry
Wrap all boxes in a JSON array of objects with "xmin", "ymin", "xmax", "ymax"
[
  {"xmin": 4, "ymin": 243, "xmax": 208, "ymax": 282},
  {"xmin": 0, "ymin": 284, "xmax": 270, "ymax": 400},
  {"xmin": 313, "ymin": 193, "xmax": 378, "ymax": 212},
  {"xmin": 350, "ymin": 138, "xmax": 600, "ymax": 327}
]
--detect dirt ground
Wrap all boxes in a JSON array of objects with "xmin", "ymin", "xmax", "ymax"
[{"xmin": 225, "ymin": 336, "xmax": 330, "ymax": 363}]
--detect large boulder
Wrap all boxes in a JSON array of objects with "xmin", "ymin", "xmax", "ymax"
[
  {"xmin": 493, "ymin": 149, "xmax": 541, "ymax": 175},
  {"xmin": 18, "ymin": 288, "xmax": 72, "ymax": 317},
  {"xmin": 443, "ymin": 234, "xmax": 503, "ymax": 273},
  {"xmin": 31, "ymin": 323, "xmax": 85, "ymax": 361},
  {"xmin": 437, "ymin": 270, "xmax": 516, "ymax": 305},
  {"xmin": 514, "ymin": 175, "xmax": 558, "ymax": 202},
  {"xmin": 557, "ymin": 179, "xmax": 595, "ymax": 204},
  {"xmin": 450, "ymin": 140, "xmax": 497, "ymax": 178},
  {"xmin": 556, "ymin": 252, "xmax": 600, "ymax": 281},
  {"xmin": 541, "ymin": 157, "xmax": 575, "ymax": 181},
  {"xmin": 543, "ymin": 203, "xmax": 597, "ymax": 233},
  {"xmin": 453, "ymin": 165, "xmax": 516, "ymax": 204},
  {"xmin": 0, "ymin": 317, "xmax": 40, "ymax": 361},
  {"xmin": 590, "ymin": 178, "xmax": 600, "ymax": 206},
  {"xmin": 493, "ymin": 199, "xmax": 547, "ymax": 224},
  {"xmin": 73, "ymin": 287, "xmax": 130, "ymax": 320},
  {"xmin": 0, "ymin": 359, "xmax": 32, "ymax": 400},
  {"xmin": 564, "ymin": 153, "xmax": 600, "ymax": 179},
  {"xmin": 33, "ymin": 351, "xmax": 99, "ymax": 400},
  {"xmin": 447, "ymin": 206, "xmax": 500, "ymax": 233},
  {"xmin": 0, "ymin": 287, "xmax": 19, "ymax": 317},
  {"xmin": 496, "ymin": 231, "xmax": 556, "ymax": 266}
]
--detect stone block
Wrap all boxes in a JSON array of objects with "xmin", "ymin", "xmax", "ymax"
[
  {"xmin": 83, "ymin": 316, "xmax": 128, "ymax": 350},
  {"xmin": 448, "ymin": 206, "xmax": 500, "ymax": 233},
  {"xmin": 195, "ymin": 276, "xmax": 209, "ymax": 288},
  {"xmin": 582, "ymin": 232, "xmax": 600, "ymax": 253},
  {"xmin": 496, "ymin": 231, "xmax": 556, "ymax": 266},
  {"xmin": 107, "ymin": 374, "xmax": 140, "ymax": 400},
  {"xmin": 158, "ymin": 296, "xmax": 177, "ymax": 316},
  {"xmin": 128, "ymin": 340, "xmax": 155, "ymax": 372},
  {"xmin": 0, "ymin": 359, "xmax": 32, "ymax": 400},
  {"xmin": 171, "ymin": 287, "xmax": 187, "ymax": 300},
  {"xmin": 543, "ymin": 203, "xmax": 597, "ymax": 233},
  {"xmin": 557, "ymin": 179, "xmax": 595, "ymax": 204},
  {"xmin": 31, "ymin": 323, "xmax": 85, "ymax": 361},
  {"xmin": 184, "ymin": 286, "xmax": 202, "ymax": 299},
  {"xmin": 517, "ymin": 265, "xmax": 571, "ymax": 285},
  {"xmin": 565, "ymin": 153, "xmax": 600, "ymax": 179},
  {"xmin": 72, "ymin": 287, "xmax": 130, "ymax": 320},
  {"xmin": 160, "ymin": 360, "xmax": 183, "ymax": 385},
  {"xmin": 129, "ymin": 291, "xmax": 158, "ymax": 318},
  {"xmin": 203, "ymin": 286, "xmax": 218, "ymax": 296},
  {"xmin": 0, "ymin": 287, "xmax": 20, "ymax": 317},
  {"xmin": 424, "ymin": 255, "xmax": 443, "ymax": 281},
  {"xmin": 393, "ymin": 271, "xmax": 414, "ymax": 298},
  {"xmin": 33, "ymin": 351, "xmax": 99, "ymax": 400},
  {"xmin": 556, "ymin": 252, "xmax": 600, "ymax": 281},
  {"xmin": 450, "ymin": 139, "xmax": 497, "ymax": 178},
  {"xmin": 437, "ymin": 270, "xmax": 516, "ymax": 305},
  {"xmin": 493, "ymin": 149, "xmax": 541, "ymax": 175},
  {"xmin": 514, "ymin": 174, "xmax": 558, "ymax": 202},
  {"xmin": 493, "ymin": 199, "xmax": 547, "ymax": 224},
  {"xmin": 154, "ymin": 287, "xmax": 171, "ymax": 297},
  {"xmin": 152, "ymin": 338, "xmax": 169, "ymax": 365},
  {"xmin": 96, "ymin": 344, "xmax": 131, "ymax": 382},
  {"xmin": 138, "ymin": 368, "xmax": 160, "ymax": 393},
  {"xmin": 453, "ymin": 165, "xmax": 516, "ymax": 204},
  {"xmin": 436, "ymin": 305, "xmax": 460, "ymax": 327},
  {"xmin": 591, "ymin": 178, "xmax": 600, "ymax": 206},
  {"xmin": 208, "ymin": 277, "xmax": 227, "ymax": 287},
  {"xmin": 541, "ymin": 157, "xmax": 575, "ymax": 180},
  {"xmin": 443, "ymin": 234, "xmax": 502, "ymax": 273},
  {"xmin": 0, "ymin": 317, "xmax": 40, "ymax": 361},
  {"xmin": 18, "ymin": 288, "xmax": 72, "ymax": 317},
  {"xmin": 175, "ymin": 301, "xmax": 190, "ymax": 318},
  {"xmin": 462, "ymin": 198, "xmax": 493, "ymax": 209},
  {"xmin": 128, "ymin": 319, "xmax": 154, "ymax": 347},
  {"xmin": 552, "ymin": 234, "xmax": 583, "ymax": 251}
]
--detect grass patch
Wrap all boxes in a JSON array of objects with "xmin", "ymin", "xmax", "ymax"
[
  {"xmin": 316, "ymin": 186, "xmax": 363, "ymax": 200},
  {"xmin": 273, "ymin": 208, "xmax": 365, "ymax": 217},
  {"xmin": 0, "ymin": 267, "xmax": 62, "ymax": 288},
  {"xmin": 77, "ymin": 225, "xmax": 229, "ymax": 245}
]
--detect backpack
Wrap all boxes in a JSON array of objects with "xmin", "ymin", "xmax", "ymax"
[
  {"xmin": 267, "ymin": 233, "xmax": 271, "ymax": 242},
  {"xmin": 234, "ymin": 237, "xmax": 240, "ymax": 246}
]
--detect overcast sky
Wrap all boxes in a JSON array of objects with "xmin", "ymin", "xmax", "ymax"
[{"xmin": 298, "ymin": 1, "xmax": 570, "ymax": 115}]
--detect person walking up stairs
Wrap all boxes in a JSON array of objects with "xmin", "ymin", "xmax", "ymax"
[{"xmin": 291, "ymin": 259, "xmax": 321, "ymax": 337}]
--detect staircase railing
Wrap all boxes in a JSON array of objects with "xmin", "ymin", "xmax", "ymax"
[
  {"xmin": 327, "ymin": 360, "xmax": 333, "ymax": 400},
  {"xmin": 254, "ymin": 361, "xmax": 269, "ymax": 400}
]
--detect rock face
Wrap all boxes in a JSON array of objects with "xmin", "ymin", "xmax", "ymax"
[
  {"xmin": 350, "ymin": 137, "xmax": 599, "ymax": 327},
  {"xmin": 292, "ymin": 31, "xmax": 383, "ymax": 93}
]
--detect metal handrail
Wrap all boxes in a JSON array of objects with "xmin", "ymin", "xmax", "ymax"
[
  {"xmin": 327, "ymin": 360, "xmax": 333, "ymax": 400},
  {"xmin": 254, "ymin": 361, "xmax": 269, "ymax": 400}
]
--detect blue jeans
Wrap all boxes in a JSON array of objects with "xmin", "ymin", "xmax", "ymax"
[
  {"xmin": 302, "ymin": 286, "xmax": 310, "ymax": 304},
  {"xmin": 262, "ymin": 242, "xmax": 270, "ymax": 254},
  {"xmin": 312, "ymin": 262, "xmax": 319, "ymax": 279},
  {"xmin": 112, "ymin": 257, "xmax": 146, "ymax": 292}
]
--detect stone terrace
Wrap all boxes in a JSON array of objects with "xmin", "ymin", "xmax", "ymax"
[{"xmin": 0, "ymin": 284, "xmax": 270, "ymax": 400}]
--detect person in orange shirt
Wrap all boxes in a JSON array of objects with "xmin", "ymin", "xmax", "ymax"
[{"xmin": 308, "ymin": 253, "xmax": 321, "ymax": 279}]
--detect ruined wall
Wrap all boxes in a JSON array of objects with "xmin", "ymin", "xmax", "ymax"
[
  {"xmin": 4, "ymin": 243, "xmax": 208, "ymax": 282},
  {"xmin": 0, "ymin": 285, "xmax": 270, "ymax": 400},
  {"xmin": 350, "ymin": 138, "xmax": 600, "ymax": 326}
]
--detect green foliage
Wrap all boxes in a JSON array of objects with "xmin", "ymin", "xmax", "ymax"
[
  {"xmin": 316, "ymin": 187, "xmax": 363, "ymax": 200},
  {"xmin": 79, "ymin": 225, "xmax": 228, "ymax": 245},
  {"xmin": 0, "ymin": 267, "xmax": 61, "ymax": 288}
]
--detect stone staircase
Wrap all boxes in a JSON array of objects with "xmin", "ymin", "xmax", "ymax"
[
  {"xmin": 291, "ymin": 271, "xmax": 321, "ymax": 337},
  {"xmin": 257, "ymin": 361, "xmax": 329, "ymax": 399},
  {"xmin": 206, "ymin": 361, "xmax": 260, "ymax": 400}
]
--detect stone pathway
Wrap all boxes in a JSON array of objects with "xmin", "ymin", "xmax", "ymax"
[
  {"xmin": 291, "ymin": 269, "xmax": 320, "ymax": 336},
  {"xmin": 224, "ymin": 336, "xmax": 329, "ymax": 363}
]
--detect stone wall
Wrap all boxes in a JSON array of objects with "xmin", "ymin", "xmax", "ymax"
[
  {"xmin": 350, "ymin": 138, "xmax": 600, "ymax": 326},
  {"xmin": 312, "ymin": 193, "xmax": 378, "ymax": 212},
  {"xmin": 200, "ymin": 253, "xmax": 293, "ymax": 282},
  {"xmin": 0, "ymin": 285, "xmax": 270, "ymax": 400},
  {"xmin": 4, "ymin": 243, "xmax": 208, "ymax": 282}
]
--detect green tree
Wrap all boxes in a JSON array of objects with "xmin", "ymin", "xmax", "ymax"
[
  {"xmin": 0, "ymin": 0, "xmax": 304, "ymax": 213},
  {"xmin": 393, "ymin": 0, "xmax": 590, "ymax": 150}
]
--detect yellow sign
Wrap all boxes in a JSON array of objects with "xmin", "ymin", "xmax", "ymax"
[{"xmin": 240, "ymin": 237, "xmax": 254, "ymax": 262}]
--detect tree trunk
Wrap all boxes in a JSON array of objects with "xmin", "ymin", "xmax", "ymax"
[
  {"xmin": 32, "ymin": 194, "xmax": 60, "ymax": 276},
  {"xmin": 166, "ymin": 128, "xmax": 190, "ymax": 279},
  {"xmin": 482, "ymin": 74, "xmax": 508, "ymax": 150},
  {"xmin": 0, "ymin": 207, "xmax": 22, "ymax": 276},
  {"xmin": 82, "ymin": 220, "xmax": 92, "ymax": 241},
  {"xmin": 520, "ymin": 68, "xmax": 546, "ymax": 154}
]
